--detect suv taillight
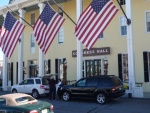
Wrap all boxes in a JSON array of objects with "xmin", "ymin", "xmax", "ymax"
[
  {"xmin": 40, "ymin": 85, "xmax": 44, "ymax": 89},
  {"xmin": 112, "ymin": 86, "xmax": 119, "ymax": 92},
  {"xmin": 29, "ymin": 110, "xmax": 38, "ymax": 113}
]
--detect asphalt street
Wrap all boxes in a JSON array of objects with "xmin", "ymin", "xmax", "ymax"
[{"xmin": 0, "ymin": 91, "xmax": 150, "ymax": 113}]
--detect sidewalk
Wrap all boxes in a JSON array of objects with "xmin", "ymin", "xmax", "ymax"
[{"xmin": 0, "ymin": 90, "xmax": 11, "ymax": 95}]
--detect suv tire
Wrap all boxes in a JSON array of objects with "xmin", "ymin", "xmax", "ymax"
[
  {"xmin": 12, "ymin": 89, "xmax": 17, "ymax": 93},
  {"xmin": 96, "ymin": 93, "xmax": 106, "ymax": 104},
  {"xmin": 62, "ymin": 91, "xmax": 71, "ymax": 101},
  {"xmin": 32, "ymin": 90, "xmax": 39, "ymax": 99}
]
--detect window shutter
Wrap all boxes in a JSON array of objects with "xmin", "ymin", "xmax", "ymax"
[
  {"xmin": 55, "ymin": 59, "xmax": 58, "ymax": 82},
  {"xmin": 143, "ymin": 52, "xmax": 149, "ymax": 82},
  {"xmin": 48, "ymin": 59, "xmax": 51, "ymax": 73},
  {"xmin": 11, "ymin": 63, "xmax": 13, "ymax": 86},
  {"xmin": 16, "ymin": 62, "xmax": 18, "ymax": 84},
  {"xmin": 118, "ymin": 54, "xmax": 123, "ymax": 80},
  {"xmin": 23, "ymin": 62, "xmax": 24, "ymax": 80}
]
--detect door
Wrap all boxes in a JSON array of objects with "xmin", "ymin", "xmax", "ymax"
[
  {"xmin": 29, "ymin": 66, "xmax": 38, "ymax": 77},
  {"xmin": 25, "ymin": 79, "xmax": 34, "ymax": 93},
  {"xmin": 84, "ymin": 59, "xmax": 102, "ymax": 77},
  {"xmin": 70, "ymin": 78, "xmax": 87, "ymax": 97},
  {"xmin": 85, "ymin": 78, "xmax": 98, "ymax": 97},
  {"xmin": 17, "ymin": 79, "xmax": 28, "ymax": 93}
]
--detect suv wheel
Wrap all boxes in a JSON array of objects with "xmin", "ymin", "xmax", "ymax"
[
  {"xmin": 32, "ymin": 90, "xmax": 39, "ymax": 99},
  {"xmin": 62, "ymin": 91, "xmax": 71, "ymax": 101},
  {"xmin": 96, "ymin": 93, "xmax": 106, "ymax": 104},
  {"xmin": 12, "ymin": 89, "xmax": 17, "ymax": 93}
]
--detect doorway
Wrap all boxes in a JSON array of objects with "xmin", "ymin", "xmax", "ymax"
[{"xmin": 83, "ymin": 59, "xmax": 105, "ymax": 77}]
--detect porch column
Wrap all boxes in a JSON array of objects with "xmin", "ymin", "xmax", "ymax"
[
  {"xmin": 38, "ymin": 3, "xmax": 45, "ymax": 77},
  {"xmin": 76, "ymin": 0, "xmax": 83, "ymax": 80},
  {"xmin": 2, "ymin": 13, "xmax": 8, "ymax": 91},
  {"xmin": 126, "ymin": 0, "xmax": 135, "ymax": 97},
  {"xmin": 18, "ymin": 9, "xmax": 26, "ymax": 83}
]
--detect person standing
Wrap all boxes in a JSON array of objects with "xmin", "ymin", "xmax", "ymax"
[
  {"xmin": 48, "ymin": 77, "xmax": 56, "ymax": 100},
  {"xmin": 57, "ymin": 79, "xmax": 62, "ymax": 99}
]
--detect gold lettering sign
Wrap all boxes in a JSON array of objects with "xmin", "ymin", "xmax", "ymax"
[{"xmin": 72, "ymin": 47, "xmax": 110, "ymax": 57}]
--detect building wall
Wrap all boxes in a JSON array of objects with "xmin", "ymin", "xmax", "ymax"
[{"xmin": 1, "ymin": 0, "xmax": 150, "ymax": 94}]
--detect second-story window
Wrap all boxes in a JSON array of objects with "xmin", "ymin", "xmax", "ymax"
[
  {"xmin": 119, "ymin": 0, "xmax": 126, "ymax": 5},
  {"xmin": 146, "ymin": 12, "xmax": 150, "ymax": 32},
  {"xmin": 31, "ymin": 13, "xmax": 35, "ymax": 25},
  {"xmin": 30, "ymin": 33, "xmax": 35, "ymax": 54},
  {"xmin": 99, "ymin": 32, "xmax": 104, "ymax": 39},
  {"xmin": 120, "ymin": 16, "xmax": 127, "ymax": 36},
  {"xmin": 58, "ymin": 28, "xmax": 64, "ymax": 44}
]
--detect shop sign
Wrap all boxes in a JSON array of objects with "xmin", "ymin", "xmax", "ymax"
[{"xmin": 72, "ymin": 47, "xmax": 110, "ymax": 57}]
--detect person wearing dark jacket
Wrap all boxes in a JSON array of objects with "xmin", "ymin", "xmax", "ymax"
[{"xmin": 48, "ymin": 77, "xmax": 56, "ymax": 100}]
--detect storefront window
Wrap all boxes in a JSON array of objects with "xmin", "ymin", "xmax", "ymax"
[
  {"xmin": 122, "ymin": 54, "xmax": 128, "ymax": 81},
  {"xmin": 118, "ymin": 54, "xmax": 128, "ymax": 81}
]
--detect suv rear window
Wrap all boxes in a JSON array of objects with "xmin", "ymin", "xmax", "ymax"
[
  {"xmin": 35, "ymin": 79, "xmax": 41, "ymax": 84},
  {"xmin": 111, "ymin": 77, "xmax": 123, "ymax": 86}
]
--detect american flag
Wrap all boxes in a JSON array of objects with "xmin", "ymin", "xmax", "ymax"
[
  {"xmin": 33, "ymin": 3, "xmax": 65, "ymax": 54},
  {"xmin": 75, "ymin": 0, "xmax": 118, "ymax": 49},
  {"xmin": 0, "ymin": 12, "xmax": 25, "ymax": 58}
]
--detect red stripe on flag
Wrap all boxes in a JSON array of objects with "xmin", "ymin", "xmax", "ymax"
[{"xmin": 75, "ymin": 0, "xmax": 118, "ymax": 49}]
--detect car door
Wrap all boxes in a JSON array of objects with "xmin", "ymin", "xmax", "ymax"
[
  {"xmin": 85, "ymin": 78, "xmax": 98, "ymax": 97},
  {"xmin": 70, "ymin": 78, "xmax": 87, "ymax": 97},
  {"xmin": 17, "ymin": 80, "xmax": 28, "ymax": 93},
  {"xmin": 24, "ymin": 79, "xmax": 34, "ymax": 93}
]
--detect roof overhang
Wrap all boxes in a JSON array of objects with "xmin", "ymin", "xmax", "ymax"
[{"xmin": 0, "ymin": 0, "xmax": 71, "ymax": 26}]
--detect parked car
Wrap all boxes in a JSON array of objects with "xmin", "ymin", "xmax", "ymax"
[
  {"xmin": 0, "ymin": 93, "xmax": 54, "ymax": 113},
  {"xmin": 11, "ymin": 75, "xmax": 51, "ymax": 99},
  {"xmin": 60, "ymin": 75, "xmax": 125, "ymax": 104}
]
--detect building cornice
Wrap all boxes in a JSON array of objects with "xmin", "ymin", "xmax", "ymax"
[{"xmin": 0, "ymin": 0, "xmax": 47, "ymax": 15}]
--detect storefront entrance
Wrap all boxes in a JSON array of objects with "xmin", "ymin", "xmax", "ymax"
[{"xmin": 83, "ymin": 59, "xmax": 105, "ymax": 77}]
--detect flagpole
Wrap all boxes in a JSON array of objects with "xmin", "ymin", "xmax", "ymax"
[
  {"xmin": 5, "ymin": 5, "xmax": 33, "ymax": 28},
  {"xmin": 116, "ymin": 0, "xmax": 131, "ymax": 25},
  {"xmin": 51, "ymin": 0, "xmax": 76, "ymax": 25}
]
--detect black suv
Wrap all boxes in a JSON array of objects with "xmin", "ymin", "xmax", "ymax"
[{"xmin": 60, "ymin": 75, "xmax": 125, "ymax": 104}]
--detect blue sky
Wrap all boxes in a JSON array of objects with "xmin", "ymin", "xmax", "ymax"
[
  {"xmin": 0, "ymin": 0, "xmax": 9, "ymax": 7},
  {"xmin": 0, "ymin": 0, "xmax": 9, "ymax": 60}
]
